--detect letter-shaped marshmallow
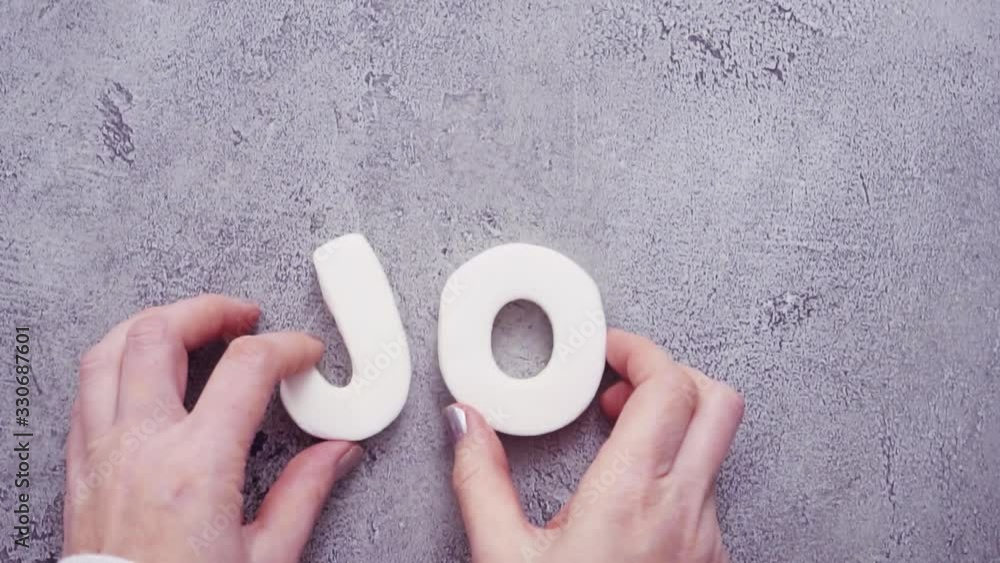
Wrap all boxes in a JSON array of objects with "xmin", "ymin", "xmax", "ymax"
[
  {"xmin": 280, "ymin": 234, "xmax": 411, "ymax": 441},
  {"xmin": 438, "ymin": 243, "xmax": 606, "ymax": 436}
]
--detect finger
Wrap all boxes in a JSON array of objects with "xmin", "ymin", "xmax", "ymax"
[
  {"xmin": 63, "ymin": 400, "xmax": 87, "ymax": 500},
  {"xmin": 672, "ymin": 367, "xmax": 744, "ymax": 488},
  {"xmin": 701, "ymin": 495, "xmax": 732, "ymax": 562},
  {"xmin": 605, "ymin": 328, "xmax": 675, "ymax": 387},
  {"xmin": 189, "ymin": 332, "xmax": 323, "ymax": 449},
  {"xmin": 78, "ymin": 295, "xmax": 259, "ymax": 436},
  {"xmin": 248, "ymin": 441, "xmax": 363, "ymax": 563},
  {"xmin": 598, "ymin": 380, "xmax": 633, "ymax": 421},
  {"xmin": 598, "ymin": 328, "xmax": 700, "ymax": 477},
  {"xmin": 64, "ymin": 399, "xmax": 86, "ymax": 476},
  {"xmin": 63, "ymin": 401, "xmax": 88, "ymax": 552},
  {"xmin": 117, "ymin": 316, "xmax": 187, "ymax": 423},
  {"xmin": 544, "ymin": 502, "xmax": 572, "ymax": 530},
  {"xmin": 76, "ymin": 344, "xmax": 122, "ymax": 439},
  {"xmin": 445, "ymin": 404, "xmax": 532, "ymax": 559},
  {"xmin": 99, "ymin": 295, "xmax": 260, "ymax": 361}
]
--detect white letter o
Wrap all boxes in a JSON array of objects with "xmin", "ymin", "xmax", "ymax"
[{"xmin": 438, "ymin": 243, "xmax": 606, "ymax": 436}]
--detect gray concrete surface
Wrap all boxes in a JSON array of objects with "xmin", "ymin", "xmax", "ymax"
[{"xmin": 1, "ymin": 0, "xmax": 999, "ymax": 561}]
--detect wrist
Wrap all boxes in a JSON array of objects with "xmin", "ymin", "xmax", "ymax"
[{"xmin": 60, "ymin": 555, "xmax": 135, "ymax": 563}]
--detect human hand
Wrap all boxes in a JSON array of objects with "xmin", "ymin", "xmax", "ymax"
[
  {"xmin": 444, "ymin": 328, "xmax": 744, "ymax": 563},
  {"xmin": 63, "ymin": 295, "xmax": 364, "ymax": 563}
]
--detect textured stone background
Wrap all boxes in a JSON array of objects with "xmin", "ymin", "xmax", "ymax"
[{"xmin": 1, "ymin": 0, "xmax": 999, "ymax": 561}]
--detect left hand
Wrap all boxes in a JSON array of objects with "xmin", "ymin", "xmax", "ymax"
[{"xmin": 63, "ymin": 294, "xmax": 363, "ymax": 563}]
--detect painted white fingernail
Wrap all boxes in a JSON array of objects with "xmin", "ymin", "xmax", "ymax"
[
  {"xmin": 444, "ymin": 405, "xmax": 468, "ymax": 446},
  {"xmin": 334, "ymin": 445, "xmax": 364, "ymax": 480}
]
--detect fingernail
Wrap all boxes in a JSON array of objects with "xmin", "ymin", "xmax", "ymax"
[
  {"xmin": 443, "ymin": 405, "xmax": 468, "ymax": 446},
  {"xmin": 334, "ymin": 445, "xmax": 364, "ymax": 480}
]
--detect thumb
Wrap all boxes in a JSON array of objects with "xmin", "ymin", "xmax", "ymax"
[
  {"xmin": 445, "ymin": 404, "xmax": 532, "ymax": 558},
  {"xmin": 247, "ymin": 441, "xmax": 363, "ymax": 563}
]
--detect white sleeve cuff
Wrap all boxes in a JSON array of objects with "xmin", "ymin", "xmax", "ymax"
[{"xmin": 60, "ymin": 556, "xmax": 135, "ymax": 563}]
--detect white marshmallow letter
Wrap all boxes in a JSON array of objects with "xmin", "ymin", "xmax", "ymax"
[
  {"xmin": 280, "ymin": 234, "xmax": 412, "ymax": 441},
  {"xmin": 437, "ymin": 243, "xmax": 606, "ymax": 436}
]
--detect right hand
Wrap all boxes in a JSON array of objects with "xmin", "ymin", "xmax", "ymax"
[{"xmin": 444, "ymin": 328, "xmax": 744, "ymax": 563}]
